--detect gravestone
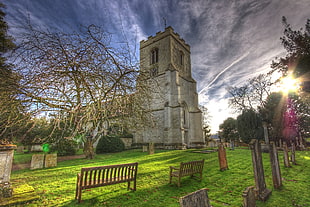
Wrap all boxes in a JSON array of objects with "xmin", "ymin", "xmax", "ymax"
[
  {"xmin": 0, "ymin": 145, "xmax": 17, "ymax": 198},
  {"xmin": 269, "ymin": 142, "xmax": 282, "ymax": 189},
  {"xmin": 30, "ymin": 154, "xmax": 45, "ymax": 170},
  {"xmin": 218, "ymin": 143, "xmax": 228, "ymax": 171},
  {"xmin": 249, "ymin": 139, "xmax": 271, "ymax": 201},
  {"xmin": 148, "ymin": 142, "xmax": 155, "ymax": 155},
  {"xmin": 31, "ymin": 145, "xmax": 43, "ymax": 152},
  {"xmin": 179, "ymin": 188, "xmax": 211, "ymax": 207},
  {"xmin": 142, "ymin": 145, "xmax": 148, "ymax": 152},
  {"xmin": 16, "ymin": 146, "xmax": 24, "ymax": 153},
  {"xmin": 242, "ymin": 186, "xmax": 256, "ymax": 207},
  {"xmin": 283, "ymin": 142, "xmax": 291, "ymax": 168},
  {"xmin": 44, "ymin": 154, "xmax": 57, "ymax": 168},
  {"xmin": 299, "ymin": 137, "xmax": 305, "ymax": 150},
  {"xmin": 290, "ymin": 142, "xmax": 296, "ymax": 165}
]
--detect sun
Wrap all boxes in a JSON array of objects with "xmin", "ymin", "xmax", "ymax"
[{"xmin": 280, "ymin": 75, "xmax": 299, "ymax": 94}]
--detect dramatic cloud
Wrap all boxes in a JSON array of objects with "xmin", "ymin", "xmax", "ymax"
[{"xmin": 4, "ymin": 0, "xmax": 310, "ymax": 133}]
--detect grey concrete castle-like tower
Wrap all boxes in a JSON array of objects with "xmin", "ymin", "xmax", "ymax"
[{"xmin": 133, "ymin": 26, "xmax": 205, "ymax": 149}]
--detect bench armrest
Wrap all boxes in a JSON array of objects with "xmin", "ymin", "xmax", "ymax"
[{"xmin": 170, "ymin": 166, "xmax": 179, "ymax": 170}]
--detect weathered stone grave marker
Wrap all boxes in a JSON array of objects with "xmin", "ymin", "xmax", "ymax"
[
  {"xmin": 16, "ymin": 146, "xmax": 24, "ymax": 153},
  {"xmin": 290, "ymin": 141, "xmax": 296, "ymax": 165},
  {"xmin": 242, "ymin": 186, "xmax": 256, "ymax": 207},
  {"xmin": 218, "ymin": 143, "xmax": 228, "ymax": 171},
  {"xmin": 30, "ymin": 154, "xmax": 45, "ymax": 170},
  {"xmin": 179, "ymin": 188, "xmax": 211, "ymax": 207},
  {"xmin": 0, "ymin": 145, "xmax": 17, "ymax": 198},
  {"xmin": 269, "ymin": 141, "xmax": 282, "ymax": 189},
  {"xmin": 142, "ymin": 145, "xmax": 148, "ymax": 152},
  {"xmin": 44, "ymin": 154, "xmax": 57, "ymax": 168},
  {"xmin": 148, "ymin": 142, "xmax": 154, "ymax": 155},
  {"xmin": 249, "ymin": 139, "xmax": 271, "ymax": 201},
  {"xmin": 283, "ymin": 142, "xmax": 291, "ymax": 168}
]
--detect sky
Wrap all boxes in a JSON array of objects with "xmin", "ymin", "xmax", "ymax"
[{"xmin": 4, "ymin": 0, "xmax": 310, "ymax": 133}]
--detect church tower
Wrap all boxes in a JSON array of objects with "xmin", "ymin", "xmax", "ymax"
[{"xmin": 134, "ymin": 26, "xmax": 205, "ymax": 149}]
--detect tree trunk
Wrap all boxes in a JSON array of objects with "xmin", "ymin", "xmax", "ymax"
[{"xmin": 83, "ymin": 139, "xmax": 95, "ymax": 159}]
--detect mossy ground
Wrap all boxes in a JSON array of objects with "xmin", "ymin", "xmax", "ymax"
[{"xmin": 10, "ymin": 148, "xmax": 310, "ymax": 206}]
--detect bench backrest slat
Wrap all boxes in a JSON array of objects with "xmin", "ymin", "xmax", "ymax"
[{"xmin": 180, "ymin": 159, "xmax": 204, "ymax": 176}]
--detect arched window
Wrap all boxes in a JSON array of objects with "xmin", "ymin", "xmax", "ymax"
[
  {"xmin": 180, "ymin": 50, "xmax": 184, "ymax": 65},
  {"xmin": 150, "ymin": 48, "xmax": 159, "ymax": 65}
]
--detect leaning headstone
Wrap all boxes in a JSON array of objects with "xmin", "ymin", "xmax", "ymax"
[
  {"xmin": 218, "ymin": 143, "xmax": 228, "ymax": 171},
  {"xmin": 242, "ymin": 186, "xmax": 256, "ymax": 207},
  {"xmin": 269, "ymin": 142, "xmax": 282, "ymax": 189},
  {"xmin": 290, "ymin": 142, "xmax": 296, "ymax": 165},
  {"xmin": 44, "ymin": 154, "xmax": 57, "ymax": 168},
  {"xmin": 179, "ymin": 188, "xmax": 211, "ymax": 207},
  {"xmin": 283, "ymin": 142, "xmax": 291, "ymax": 168},
  {"xmin": 148, "ymin": 142, "xmax": 155, "ymax": 155},
  {"xmin": 30, "ymin": 154, "xmax": 45, "ymax": 170},
  {"xmin": 142, "ymin": 145, "xmax": 148, "ymax": 152},
  {"xmin": 249, "ymin": 139, "xmax": 271, "ymax": 201},
  {"xmin": 0, "ymin": 145, "xmax": 17, "ymax": 198}
]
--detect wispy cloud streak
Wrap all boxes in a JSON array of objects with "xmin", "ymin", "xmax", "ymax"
[{"xmin": 199, "ymin": 51, "xmax": 250, "ymax": 95}]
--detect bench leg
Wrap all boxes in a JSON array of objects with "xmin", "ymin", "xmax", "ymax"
[
  {"xmin": 127, "ymin": 181, "xmax": 130, "ymax": 191},
  {"xmin": 76, "ymin": 187, "xmax": 82, "ymax": 203},
  {"xmin": 133, "ymin": 179, "xmax": 137, "ymax": 191}
]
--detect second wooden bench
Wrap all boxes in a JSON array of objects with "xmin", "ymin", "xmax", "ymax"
[{"xmin": 169, "ymin": 159, "xmax": 204, "ymax": 187}]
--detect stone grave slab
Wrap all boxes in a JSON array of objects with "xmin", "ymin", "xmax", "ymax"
[
  {"xmin": 242, "ymin": 186, "xmax": 256, "ymax": 207},
  {"xmin": 179, "ymin": 188, "xmax": 211, "ymax": 207},
  {"xmin": 148, "ymin": 143, "xmax": 154, "ymax": 155},
  {"xmin": 249, "ymin": 139, "xmax": 271, "ymax": 201},
  {"xmin": 142, "ymin": 145, "xmax": 148, "ymax": 152},
  {"xmin": 218, "ymin": 143, "xmax": 228, "ymax": 171},
  {"xmin": 283, "ymin": 142, "xmax": 291, "ymax": 168},
  {"xmin": 16, "ymin": 146, "xmax": 24, "ymax": 153},
  {"xmin": 30, "ymin": 154, "xmax": 45, "ymax": 170},
  {"xmin": 44, "ymin": 154, "xmax": 57, "ymax": 168},
  {"xmin": 269, "ymin": 142, "xmax": 282, "ymax": 189}
]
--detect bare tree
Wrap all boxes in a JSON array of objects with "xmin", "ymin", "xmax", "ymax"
[
  {"xmin": 227, "ymin": 74, "xmax": 273, "ymax": 113},
  {"xmin": 12, "ymin": 24, "xmax": 150, "ymax": 158}
]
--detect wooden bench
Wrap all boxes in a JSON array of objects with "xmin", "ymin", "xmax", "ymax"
[
  {"xmin": 75, "ymin": 162, "xmax": 138, "ymax": 203},
  {"xmin": 169, "ymin": 159, "xmax": 204, "ymax": 187}
]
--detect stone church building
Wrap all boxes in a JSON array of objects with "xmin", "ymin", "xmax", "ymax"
[{"xmin": 133, "ymin": 27, "xmax": 205, "ymax": 149}]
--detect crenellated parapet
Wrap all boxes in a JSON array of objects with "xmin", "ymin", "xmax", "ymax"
[{"xmin": 140, "ymin": 26, "xmax": 190, "ymax": 52}]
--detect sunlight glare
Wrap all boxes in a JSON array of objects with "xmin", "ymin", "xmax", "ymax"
[{"xmin": 280, "ymin": 76, "xmax": 299, "ymax": 94}]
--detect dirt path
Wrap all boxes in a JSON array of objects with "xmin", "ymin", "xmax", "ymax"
[{"xmin": 12, "ymin": 154, "xmax": 86, "ymax": 171}]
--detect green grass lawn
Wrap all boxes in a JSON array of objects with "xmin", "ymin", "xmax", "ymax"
[{"xmin": 11, "ymin": 148, "xmax": 310, "ymax": 207}]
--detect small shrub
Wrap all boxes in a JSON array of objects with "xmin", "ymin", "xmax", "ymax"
[
  {"xmin": 50, "ymin": 139, "xmax": 78, "ymax": 156},
  {"xmin": 96, "ymin": 135, "xmax": 125, "ymax": 153}
]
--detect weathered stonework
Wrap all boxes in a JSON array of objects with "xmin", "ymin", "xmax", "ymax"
[
  {"xmin": 269, "ymin": 142, "xmax": 282, "ymax": 189},
  {"xmin": 218, "ymin": 143, "xmax": 228, "ymax": 171},
  {"xmin": 179, "ymin": 188, "xmax": 211, "ymax": 207},
  {"xmin": 135, "ymin": 27, "xmax": 205, "ymax": 149},
  {"xmin": 44, "ymin": 154, "xmax": 57, "ymax": 168},
  {"xmin": 0, "ymin": 145, "xmax": 17, "ymax": 198},
  {"xmin": 249, "ymin": 139, "xmax": 271, "ymax": 201},
  {"xmin": 30, "ymin": 154, "xmax": 45, "ymax": 170},
  {"xmin": 242, "ymin": 186, "xmax": 256, "ymax": 207}
]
